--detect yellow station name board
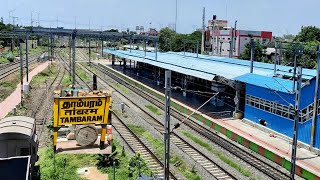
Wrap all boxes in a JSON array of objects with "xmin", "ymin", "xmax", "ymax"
[{"xmin": 54, "ymin": 96, "xmax": 111, "ymax": 126}]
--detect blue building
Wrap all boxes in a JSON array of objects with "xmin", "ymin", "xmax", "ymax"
[{"xmin": 105, "ymin": 49, "xmax": 320, "ymax": 149}]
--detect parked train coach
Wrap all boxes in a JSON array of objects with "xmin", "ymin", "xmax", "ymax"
[{"xmin": 0, "ymin": 116, "xmax": 38, "ymax": 180}]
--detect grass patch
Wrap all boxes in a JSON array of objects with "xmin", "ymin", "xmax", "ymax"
[
  {"xmin": 31, "ymin": 64, "xmax": 59, "ymax": 85},
  {"xmin": 182, "ymin": 131, "xmax": 254, "ymax": 178},
  {"xmin": 0, "ymin": 73, "xmax": 20, "ymax": 102},
  {"xmin": 62, "ymin": 75, "xmax": 72, "ymax": 87},
  {"xmin": 76, "ymin": 65, "xmax": 90, "ymax": 81},
  {"xmin": 128, "ymin": 124, "xmax": 201, "ymax": 180},
  {"xmin": 145, "ymin": 104, "xmax": 162, "ymax": 115},
  {"xmin": 38, "ymin": 147, "xmax": 96, "ymax": 180},
  {"xmin": 98, "ymin": 138, "xmax": 152, "ymax": 179},
  {"xmin": 110, "ymin": 82, "xmax": 129, "ymax": 94}
]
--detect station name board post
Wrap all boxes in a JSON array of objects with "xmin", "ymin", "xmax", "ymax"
[{"xmin": 53, "ymin": 96, "xmax": 112, "ymax": 152}]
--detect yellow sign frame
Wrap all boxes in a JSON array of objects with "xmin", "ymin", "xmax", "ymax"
[{"xmin": 53, "ymin": 96, "xmax": 112, "ymax": 152}]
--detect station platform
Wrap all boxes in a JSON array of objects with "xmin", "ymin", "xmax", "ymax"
[
  {"xmin": 100, "ymin": 61, "xmax": 234, "ymax": 118},
  {"xmin": 0, "ymin": 61, "xmax": 50, "ymax": 119},
  {"xmin": 99, "ymin": 61, "xmax": 320, "ymax": 180}
]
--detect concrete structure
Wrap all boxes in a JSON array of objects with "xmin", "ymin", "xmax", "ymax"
[{"xmin": 205, "ymin": 19, "xmax": 272, "ymax": 57}]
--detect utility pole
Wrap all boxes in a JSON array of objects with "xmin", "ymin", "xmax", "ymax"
[
  {"xmin": 26, "ymin": 32, "xmax": 29, "ymax": 82},
  {"xmin": 129, "ymin": 36, "xmax": 132, "ymax": 53},
  {"xmin": 37, "ymin": 13, "xmax": 40, "ymax": 27},
  {"xmin": 164, "ymin": 70, "xmax": 171, "ymax": 180},
  {"xmin": 89, "ymin": 38, "xmax": 91, "ymax": 64},
  {"xmin": 292, "ymin": 54, "xmax": 298, "ymax": 91},
  {"xmin": 144, "ymin": 39, "xmax": 146, "ymax": 57},
  {"xmin": 175, "ymin": 0, "xmax": 178, "ymax": 32},
  {"xmin": 290, "ymin": 66, "xmax": 302, "ymax": 179},
  {"xmin": 250, "ymin": 38, "xmax": 255, "ymax": 73},
  {"xmin": 19, "ymin": 43, "xmax": 23, "ymax": 101},
  {"xmin": 101, "ymin": 39, "xmax": 104, "ymax": 57},
  {"xmin": 233, "ymin": 20, "xmax": 237, "ymax": 55},
  {"xmin": 310, "ymin": 45, "xmax": 320, "ymax": 148},
  {"xmin": 69, "ymin": 35, "xmax": 72, "ymax": 80},
  {"xmin": 196, "ymin": 41, "xmax": 199, "ymax": 58},
  {"xmin": 51, "ymin": 35, "xmax": 54, "ymax": 59},
  {"xmin": 274, "ymin": 41, "xmax": 278, "ymax": 75},
  {"xmin": 31, "ymin": 12, "xmax": 33, "ymax": 27},
  {"xmin": 201, "ymin": 7, "xmax": 205, "ymax": 54},
  {"xmin": 72, "ymin": 31, "xmax": 76, "ymax": 86},
  {"xmin": 229, "ymin": 40, "xmax": 233, "ymax": 58},
  {"xmin": 155, "ymin": 41, "xmax": 158, "ymax": 61}
]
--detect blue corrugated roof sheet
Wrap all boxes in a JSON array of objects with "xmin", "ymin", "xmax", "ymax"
[
  {"xmin": 233, "ymin": 73, "xmax": 299, "ymax": 93},
  {"xmin": 104, "ymin": 49, "xmax": 316, "ymax": 91}
]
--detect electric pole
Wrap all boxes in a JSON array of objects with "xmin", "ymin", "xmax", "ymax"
[
  {"xmin": 290, "ymin": 66, "xmax": 302, "ymax": 179},
  {"xmin": 164, "ymin": 70, "xmax": 171, "ymax": 180},
  {"xmin": 175, "ymin": 0, "xmax": 177, "ymax": 32},
  {"xmin": 19, "ymin": 43, "xmax": 23, "ymax": 101},
  {"xmin": 310, "ymin": 45, "xmax": 320, "ymax": 148},
  {"xmin": 250, "ymin": 38, "xmax": 255, "ymax": 73},
  {"xmin": 26, "ymin": 32, "xmax": 29, "ymax": 82},
  {"xmin": 72, "ymin": 31, "xmax": 76, "ymax": 86}
]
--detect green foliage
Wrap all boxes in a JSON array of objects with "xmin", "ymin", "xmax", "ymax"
[
  {"xmin": 145, "ymin": 104, "xmax": 162, "ymax": 115},
  {"xmin": 31, "ymin": 64, "xmax": 58, "ymax": 85},
  {"xmin": 98, "ymin": 139, "xmax": 151, "ymax": 180},
  {"xmin": 240, "ymin": 40, "xmax": 269, "ymax": 63},
  {"xmin": 128, "ymin": 152, "xmax": 149, "ymax": 178},
  {"xmin": 182, "ymin": 131, "xmax": 255, "ymax": 178},
  {"xmin": 282, "ymin": 41, "xmax": 320, "ymax": 69},
  {"xmin": 295, "ymin": 26, "xmax": 320, "ymax": 42},
  {"xmin": 159, "ymin": 27, "xmax": 176, "ymax": 52},
  {"xmin": 159, "ymin": 28, "xmax": 202, "ymax": 52},
  {"xmin": 38, "ymin": 147, "xmax": 96, "ymax": 180}
]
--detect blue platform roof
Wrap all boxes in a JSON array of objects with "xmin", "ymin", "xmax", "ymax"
[
  {"xmin": 234, "ymin": 73, "xmax": 301, "ymax": 93},
  {"xmin": 104, "ymin": 49, "xmax": 316, "ymax": 91}
]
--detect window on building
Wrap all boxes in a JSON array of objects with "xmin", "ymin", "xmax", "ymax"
[
  {"xmin": 245, "ymin": 38, "xmax": 248, "ymax": 40},
  {"xmin": 245, "ymin": 95, "xmax": 312, "ymax": 123},
  {"xmin": 223, "ymin": 38, "xmax": 225, "ymax": 40},
  {"xmin": 228, "ymin": 38, "xmax": 230, "ymax": 40}
]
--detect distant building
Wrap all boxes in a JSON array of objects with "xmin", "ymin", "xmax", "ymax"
[
  {"xmin": 204, "ymin": 19, "xmax": 272, "ymax": 57},
  {"xmin": 140, "ymin": 28, "xmax": 158, "ymax": 36}
]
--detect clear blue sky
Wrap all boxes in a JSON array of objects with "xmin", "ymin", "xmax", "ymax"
[{"xmin": 1, "ymin": 0, "xmax": 319, "ymax": 36}]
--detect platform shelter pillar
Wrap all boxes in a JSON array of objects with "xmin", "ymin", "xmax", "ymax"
[
  {"xmin": 111, "ymin": 54, "xmax": 115, "ymax": 66},
  {"xmin": 182, "ymin": 76, "xmax": 187, "ymax": 97},
  {"xmin": 123, "ymin": 58, "xmax": 126, "ymax": 70}
]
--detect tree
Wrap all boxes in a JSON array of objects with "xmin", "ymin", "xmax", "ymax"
[
  {"xmin": 159, "ymin": 28, "xmax": 202, "ymax": 52},
  {"xmin": 159, "ymin": 27, "xmax": 176, "ymax": 52},
  {"xmin": 128, "ymin": 152, "xmax": 148, "ymax": 178},
  {"xmin": 294, "ymin": 26, "xmax": 320, "ymax": 42},
  {"xmin": 240, "ymin": 40, "xmax": 268, "ymax": 62}
]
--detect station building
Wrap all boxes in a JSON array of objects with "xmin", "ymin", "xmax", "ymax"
[{"xmin": 104, "ymin": 49, "xmax": 320, "ymax": 150}]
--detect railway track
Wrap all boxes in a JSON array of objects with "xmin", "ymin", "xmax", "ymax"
[
  {"xmin": 30, "ymin": 63, "xmax": 65, "ymax": 139},
  {"xmin": 112, "ymin": 112, "xmax": 178, "ymax": 180},
  {"xmin": 0, "ymin": 53, "xmax": 44, "ymax": 80},
  {"xmin": 76, "ymin": 61, "xmax": 236, "ymax": 180},
  {"xmin": 88, "ymin": 62, "xmax": 291, "ymax": 180},
  {"xmin": 57, "ymin": 51, "xmax": 179, "ymax": 179}
]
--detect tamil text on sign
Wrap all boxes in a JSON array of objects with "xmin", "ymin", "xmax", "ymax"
[{"xmin": 55, "ymin": 97, "xmax": 110, "ymax": 125}]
